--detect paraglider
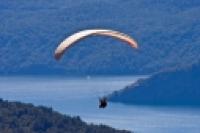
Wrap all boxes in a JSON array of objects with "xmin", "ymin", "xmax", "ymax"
[
  {"xmin": 54, "ymin": 28, "xmax": 138, "ymax": 108},
  {"xmin": 99, "ymin": 97, "xmax": 107, "ymax": 108},
  {"xmin": 54, "ymin": 29, "xmax": 138, "ymax": 60}
]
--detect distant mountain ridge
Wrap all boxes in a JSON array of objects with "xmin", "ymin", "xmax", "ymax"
[
  {"xmin": 0, "ymin": 0, "xmax": 200, "ymax": 75},
  {"xmin": 108, "ymin": 63, "xmax": 200, "ymax": 106}
]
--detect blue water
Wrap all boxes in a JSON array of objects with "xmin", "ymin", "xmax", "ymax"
[{"xmin": 0, "ymin": 76, "xmax": 200, "ymax": 133}]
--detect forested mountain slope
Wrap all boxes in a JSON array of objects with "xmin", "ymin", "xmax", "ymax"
[
  {"xmin": 109, "ymin": 64, "xmax": 200, "ymax": 106},
  {"xmin": 0, "ymin": 0, "xmax": 200, "ymax": 75}
]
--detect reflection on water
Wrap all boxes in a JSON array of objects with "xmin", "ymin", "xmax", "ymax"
[{"xmin": 0, "ymin": 76, "xmax": 200, "ymax": 133}]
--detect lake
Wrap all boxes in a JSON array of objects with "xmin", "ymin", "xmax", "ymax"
[{"xmin": 0, "ymin": 76, "xmax": 200, "ymax": 133}]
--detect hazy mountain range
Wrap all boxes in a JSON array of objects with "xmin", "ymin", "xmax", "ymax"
[
  {"xmin": 0, "ymin": 0, "xmax": 200, "ymax": 75},
  {"xmin": 108, "ymin": 63, "xmax": 200, "ymax": 106}
]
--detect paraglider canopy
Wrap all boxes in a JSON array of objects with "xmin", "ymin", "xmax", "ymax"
[{"xmin": 54, "ymin": 29, "xmax": 138, "ymax": 60}]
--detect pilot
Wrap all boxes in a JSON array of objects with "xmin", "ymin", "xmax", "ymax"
[{"xmin": 99, "ymin": 97, "xmax": 107, "ymax": 108}]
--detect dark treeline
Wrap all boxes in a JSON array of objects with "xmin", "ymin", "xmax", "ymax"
[{"xmin": 0, "ymin": 99, "xmax": 131, "ymax": 133}]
